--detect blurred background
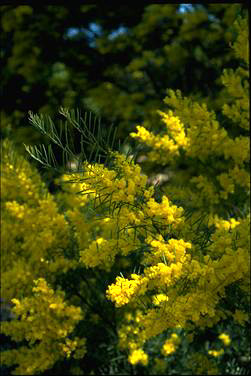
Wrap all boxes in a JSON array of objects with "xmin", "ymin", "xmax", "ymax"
[{"xmin": 1, "ymin": 4, "xmax": 248, "ymax": 156}]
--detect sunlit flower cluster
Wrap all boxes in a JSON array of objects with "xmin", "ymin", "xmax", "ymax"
[{"xmin": 130, "ymin": 110, "xmax": 189, "ymax": 165}]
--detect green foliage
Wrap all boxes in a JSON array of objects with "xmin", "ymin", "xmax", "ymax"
[{"xmin": 25, "ymin": 108, "xmax": 118, "ymax": 171}]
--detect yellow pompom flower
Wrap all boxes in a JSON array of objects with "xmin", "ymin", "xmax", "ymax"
[
  {"xmin": 128, "ymin": 348, "xmax": 148, "ymax": 366},
  {"xmin": 208, "ymin": 349, "xmax": 224, "ymax": 357},
  {"xmin": 219, "ymin": 333, "xmax": 231, "ymax": 346},
  {"xmin": 162, "ymin": 333, "xmax": 180, "ymax": 356}
]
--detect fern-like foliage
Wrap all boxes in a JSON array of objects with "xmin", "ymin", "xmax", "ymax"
[{"xmin": 24, "ymin": 108, "xmax": 120, "ymax": 173}]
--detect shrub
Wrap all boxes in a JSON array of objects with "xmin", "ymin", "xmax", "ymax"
[{"xmin": 1, "ymin": 14, "xmax": 249, "ymax": 376}]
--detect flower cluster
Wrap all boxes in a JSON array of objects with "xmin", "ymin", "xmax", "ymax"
[
  {"xmin": 104, "ymin": 16, "xmax": 250, "ymax": 371},
  {"xmin": 1, "ymin": 279, "xmax": 85, "ymax": 375},
  {"xmin": 162, "ymin": 333, "xmax": 181, "ymax": 356},
  {"xmin": 130, "ymin": 17, "xmax": 249, "ymax": 220},
  {"xmin": 128, "ymin": 348, "xmax": 148, "ymax": 366},
  {"xmin": 1, "ymin": 140, "xmax": 75, "ymax": 303},
  {"xmin": 61, "ymin": 152, "xmax": 185, "ymax": 271},
  {"xmin": 131, "ymin": 110, "xmax": 189, "ymax": 165}
]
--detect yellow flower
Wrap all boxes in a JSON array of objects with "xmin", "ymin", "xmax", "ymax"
[
  {"xmin": 11, "ymin": 298, "xmax": 21, "ymax": 306},
  {"xmin": 152, "ymin": 293, "xmax": 169, "ymax": 305},
  {"xmin": 162, "ymin": 333, "xmax": 180, "ymax": 356},
  {"xmin": 208, "ymin": 349, "xmax": 224, "ymax": 357},
  {"xmin": 128, "ymin": 348, "xmax": 148, "ymax": 366},
  {"xmin": 219, "ymin": 333, "xmax": 231, "ymax": 346}
]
